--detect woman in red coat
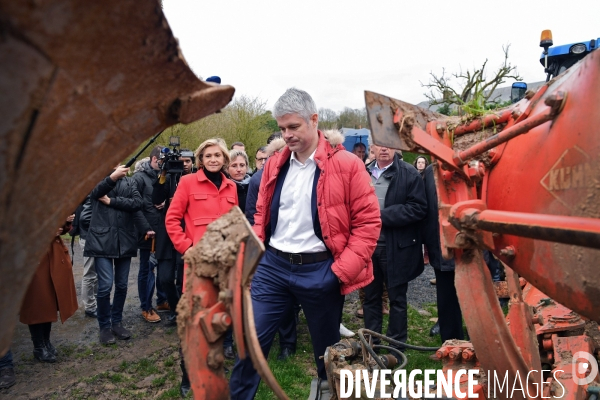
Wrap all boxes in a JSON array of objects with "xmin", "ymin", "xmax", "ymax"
[
  {"xmin": 166, "ymin": 138, "xmax": 238, "ymax": 258},
  {"xmin": 20, "ymin": 215, "xmax": 78, "ymax": 363},
  {"xmin": 164, "ymin": 138, "xmax": 238, "ymax": 396}
]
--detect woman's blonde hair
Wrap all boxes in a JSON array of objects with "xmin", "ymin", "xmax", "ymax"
[
  {"xmin": 195, "ymin": 138, "xmax": 230, "ymax": 170},
  {"xmin": 229, "ymin": 149, "xmax": 249, "ymax": 168}
]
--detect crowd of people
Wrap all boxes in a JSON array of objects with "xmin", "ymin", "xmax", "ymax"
[{"xmin": 0, "ymin": 87, "xmax": 501, "ymax": 398}]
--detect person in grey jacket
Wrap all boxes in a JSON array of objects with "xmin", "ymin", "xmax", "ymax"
[
  {"xmin": 84, "ymin": 165, "xmax": 152, "ymax": 345},
  {"xmin": 364, "ymin": 147, "xmax": 427, "ymax": 352}
]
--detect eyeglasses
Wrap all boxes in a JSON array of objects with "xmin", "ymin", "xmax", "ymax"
[{"xmin": 256, "ymin": 158, "xmax": 268, "ymax": 162}]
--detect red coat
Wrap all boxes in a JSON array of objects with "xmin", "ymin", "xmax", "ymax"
[
  {"xmin": 166, "ymin": 169, "xmax": 238, "ymax": 255},
  {"xmin": 254, "ymin": 130, "xmax": 381, "ymax": 295},
  {"xmin": 20, "ymin": 235, "xmax": 78, "ymax": 325}
]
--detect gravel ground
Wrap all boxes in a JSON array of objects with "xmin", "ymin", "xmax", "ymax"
[
  {"xmin": 344, "ymin": 264, "xmax": 438, "ymax": 310},
  {"xmin": 407, "ymin": 264, "xmax": 437, "ymax": 309}
]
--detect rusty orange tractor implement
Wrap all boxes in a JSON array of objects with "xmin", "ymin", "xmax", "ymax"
[
  {"xmin": 361, "ymin": 48, "xmax": 600, "ymax": 400},
  {"xmin": 2, "ymin": 1, "xmax": 600, "ymax": 398}
]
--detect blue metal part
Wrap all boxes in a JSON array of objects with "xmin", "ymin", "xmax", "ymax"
[{"xmin": 539, "ymin": 38, "xmax": 599, "ymax": 66}]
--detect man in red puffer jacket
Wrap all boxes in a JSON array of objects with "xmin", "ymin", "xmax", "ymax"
[{"xmin": 230, "ymin": 88, "xmax": 381, "ymax": 399}]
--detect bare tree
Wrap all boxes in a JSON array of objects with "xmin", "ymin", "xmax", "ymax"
[
  {"xmin": 422, "ymin": 45, "xmax": 522, "ymax": 112},
  {"xmin": 318, "ymin": 108, "xmax": 339, "ymax": 130},
  {"xmin": 338, "ymin": 107, "xmax": 368, "ymax": 129}
]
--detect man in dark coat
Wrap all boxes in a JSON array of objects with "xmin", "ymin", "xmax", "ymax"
[
  {"xmin": 132, "ymin": 146, "xmax": 167, "ymax": 323},
  {"xmin": 84, "ymin": 165, "xmax": 150, "ymax": 345},
  {"xmin": 421, "ymin": 164, "xmax": 464, "ymax": 341},
  {"xmin": 364, "ymin": 146, "xmax": 427, "ymax": 351}
]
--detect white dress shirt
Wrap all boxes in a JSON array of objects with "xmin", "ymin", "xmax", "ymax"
[
  {"xmin": 370, "ymin": 161, "xmax": 393, "ymax": 180},
  {"xmin": 269, "ymin": 149, "xmax": 327, "ymax": 254}
]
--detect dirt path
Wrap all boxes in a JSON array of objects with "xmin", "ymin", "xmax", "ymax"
[
  {"xmin": 2, "ymin": 242, "xmax": 184, "ymax": 399},
  {"xmin": 1, "ymin": 242, "xmax": 437, "ymax": 399}
]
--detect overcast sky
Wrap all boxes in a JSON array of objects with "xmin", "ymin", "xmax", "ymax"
[{"xmin": 163, "ymin": 0, "xmax": 600, "ymax": 112}]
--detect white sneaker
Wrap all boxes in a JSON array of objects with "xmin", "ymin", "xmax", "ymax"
[{"xmin": 339, "ymin": 323, "xmax": 355, "ymax": 337}]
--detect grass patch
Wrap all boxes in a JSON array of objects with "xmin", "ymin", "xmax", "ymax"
[
  {"xmin": 75, "ymin": 346, "xmax": 94, "ymax": 358},
  {"xmin": 158, "ymin": 387, "xmax": 184, "ymax": 399},
  {"xmin": 254, "ymin": 303, "xmax": 448, "ymax": 399},
  {"xmin": 133, "ymin": 357, "xmax": 160, "ymax": 377},
  {"xmin": 153, "ymin": 375, "xmax": 167, "ymax": 387},
  {"xmin": 164, "ymin": 355, "xmax": 175, "ymax": 368},
  {"xmin": 109, "ymin": 373, "xmax": 125, "ymax": 384},
  {"xmin": 57, "ymin": 343, "xmax": 78, "ymax": 357}
]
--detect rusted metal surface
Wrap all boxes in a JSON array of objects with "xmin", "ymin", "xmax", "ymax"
[
  {"xmin": 324, "ymin": 336, "xmax": 398, "ymax": 400},
  {"xmin": 364, "ymin": 90, "xmax": 443, "ymax": 151},
  {"xmin": 453, "ymin": 109, "xmax": 513, "ymax": 136},
  {"xmin": 0, "ymin": 0, "xmax": 235, "ymax": 354},
  {"xmin": 435, "ymin": 340, "xmax": 486, "ymax": 400},
  {"xmin": 454, "ymin": 102, "xmax": 561, "ymax": 166},
  {"xmin": 505, "ymin": 265, "xmax": 543, "ymax": 375},
  {"xmin": 454, "ymin": 249, "xmax": 537, "ymax": 400},
  {"xmin": 179, "ymin": 207, "xmax": 290, "ymax": 400},
  {"xmin": 365, "ymin": 48, "xmax": 600, "ymax": 400},
  {"xmin": 550, "ymin": 335, "xmax": 597, "ymax": 399},
  {"xmin": 472, "ymin": 209, "xmax": 600, "ymax": 250}
]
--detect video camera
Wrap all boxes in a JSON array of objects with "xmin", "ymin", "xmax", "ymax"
[{"xmin": 159, "ymin": 136, "xmax": 194, "ymax": 175}]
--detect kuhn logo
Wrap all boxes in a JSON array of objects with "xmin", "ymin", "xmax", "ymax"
[{"xmin": 540, "ymin": 147, "xmax": 592, "ymax": 210}]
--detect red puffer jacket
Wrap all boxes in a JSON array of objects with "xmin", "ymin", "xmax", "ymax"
[
  {"xmin": 254, "ymin": 130, "xmax": 381, "ymax": 295},
  {"xmin": 166, "ymin": 169, "xmax": 238, "ymax": 255}
]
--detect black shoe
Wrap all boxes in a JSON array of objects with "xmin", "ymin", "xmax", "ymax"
[
  {"xmin": 33, "ymin": 345, "xmax": 56, "ymax": 363},
  {"xmin": 429, "ymin": 321, "xmax": 440, "ymax": 337},
  {"xmin": 111, "ymin": 323, "xmax": 131, "ymax": 340},
  {"xmin": 165, "ymin": 314, "xmax": 177, "ymax": 327},
  {"xmin": 85, "ymin": 310, "xmax": 97, "ymax": 318},
  {"xmin": 99, "ymin": 328, "xmax": 116, "ymax": 345},
  {"xmin": 180, "ymin": 362, "xmax": 191, "ymax": 398},
  {"xmin": 45, "ymin": 340, "xmax": 57, "ymax": 357},
  {"xmin": 223, "ymin": 346, "xmax": 235, "ymax": 360},
  {"xmin": 0, "ymin": 368, "xmax": 15, "ymax": 389},
  {"xmin": 277, "ymin": 347, "xmax": 295, "ymax": 361},
  {"xmin": 180, "ymin": 381, "xmax": 191, "ymax": 398}
]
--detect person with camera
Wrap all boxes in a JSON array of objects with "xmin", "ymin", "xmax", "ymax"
[
  {"xmin": 132, "ymin": 146, "xmax": 168, "ymax": 323},
  {"xmin": 84, "ymin": 165, "xmax": 151, "ymax": 345},
  {"xmin": 152, "ymin": 147, "xmax": 195, "ymax": 328}
]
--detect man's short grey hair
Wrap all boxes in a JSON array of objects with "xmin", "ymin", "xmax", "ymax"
[{"xmin": 273, "ymin": 88, "xmax": 318, "ymax": 122}]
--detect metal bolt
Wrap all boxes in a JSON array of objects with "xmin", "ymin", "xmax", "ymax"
[
  {"xmin": 436, "ymin": 347, "xmax": 449, "ymax": 359},
  {"xmin": 462, "ymin": 348, "xmax": 475, "ymax": 361},
  {"xmin": 211, "ymin": 312, "xmax": 231, "ymax": 334},
  {"xmin": 449, "ymin": 349, "xmax": 462, "ymax": 360},
  {"xmin": 499, "ymin": 246, "xmax": 515, "ymax": 257},
  {"xmin": 533, "ymin": 313, "xmax": 544, "ymax": 325},
  {"xmin": 544, "ymin": 91, "xmax": 566, "ymax": 113},
  {"xmin": 525, "ymin": 90, "xmax": 536, "ymax": 100},
  {"xmin": 376, "ymin": 112, "xmax": 383, "ymax": 123},
  {"xmin": 455, "ymin": 233, "xmax": 469, "ymax": 248}
]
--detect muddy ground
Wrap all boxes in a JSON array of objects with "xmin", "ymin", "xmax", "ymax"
[{"xmin": 1, "ymin": 241, "xmax": 436, "ymax": 399}]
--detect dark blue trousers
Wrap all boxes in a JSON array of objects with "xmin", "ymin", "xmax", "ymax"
[{"xmin": 229, "ymin": 250, "xmax": 344, "ymax": 400}]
